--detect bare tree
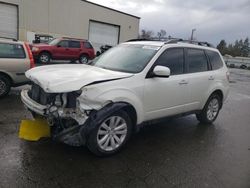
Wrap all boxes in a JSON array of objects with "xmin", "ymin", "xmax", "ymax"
[
  {"xmin": 157, "ymin": 29, "xmax": 167, "ymax": 39},
  {"xmin": 140, "ymin": 29, "xmax": 154, "ymax": 39}
]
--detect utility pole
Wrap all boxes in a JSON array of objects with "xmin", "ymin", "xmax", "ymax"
[{"xmin": 191, "ymin": 28, "xmax": 196, "ymax": 41}]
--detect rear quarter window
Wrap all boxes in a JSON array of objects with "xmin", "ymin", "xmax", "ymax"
[
  {"xmin": 0, "ymin": 43, "xmax": 26, "ymax": 58},
  {"xmin": 84, "ymin": 42, "xmax": 93, "ymax": 49},
  {"xmin": 206, "ymin": 50, "xmax": 223, "ymax": 70}
]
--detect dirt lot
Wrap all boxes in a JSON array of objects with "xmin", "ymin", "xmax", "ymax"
[{"xmin": 0, "ymin": 68, "xmax": 249, "ymax": 188}]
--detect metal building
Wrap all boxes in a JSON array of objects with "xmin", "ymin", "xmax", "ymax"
[{"xmin": 0, "ymin": 0, "xmax": 140, "ymax": 49}]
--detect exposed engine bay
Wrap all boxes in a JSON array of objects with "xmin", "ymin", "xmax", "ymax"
[{"xmin": 27, "ymin": 84, "xmax": 91, "ymax": 146}]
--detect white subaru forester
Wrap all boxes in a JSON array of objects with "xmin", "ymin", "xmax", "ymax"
[{"xmin": 21, "ymin": 39, "xmax": 230, "ymax": 156}]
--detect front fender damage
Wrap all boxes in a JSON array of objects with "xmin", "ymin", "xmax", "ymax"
[
  {"xmin": 80, "ymin": 102, "xmax": 130, "ymax": 139},
  {"xmin": 54, "ymin": 102, "xmax": 129, "ymax": 147}
]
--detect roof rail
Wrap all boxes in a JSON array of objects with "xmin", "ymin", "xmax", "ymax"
[
  {"xmin": 127, "ymin": 38, "xmax": 214, "ymax": 48},
  {"xmin": 165, "ymin": 38, "xmax": 214, "ymax": 47},
  {"xmin": 61, "ymin": 37, "xmax": 87, "ymax": 41},
  {"xmin": 0, "ymin": 37, "xmax": 18, "ymax": 42},
  {"xmin": 126, "ymin": 38, "xmax": 151, "ymax": 42}
]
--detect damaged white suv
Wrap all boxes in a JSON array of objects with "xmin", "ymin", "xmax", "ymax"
[{"xmin": 21, "ymin": 39, "xmax": 229, "ymax": 156}]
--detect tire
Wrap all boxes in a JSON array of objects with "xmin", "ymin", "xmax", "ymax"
[
  {"xmin": 87, "ymin": 110, "xmax": 132, "ymax": 157},
  {"xmin": 0, "ymin": 75, "xmax": 11, "ymax": 98},
  {"xmin": 240, "ymin": 65, "xmax": 247, "ymax": 69},
  {"xmin": 79, "ymin": 54, "xmax": 89, "ymax": 64},
  {"xmin": 196, "ymin": 94, "xmax": 222, "ymax": 124},
  {"xmin": 39, "ymin": 52, "xmax": 51, "ymax": 63}
]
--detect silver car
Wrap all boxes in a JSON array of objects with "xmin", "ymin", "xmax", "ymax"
[{"xmin": 0, "ymin": 39, "xmax": 34, "ymax": 97}]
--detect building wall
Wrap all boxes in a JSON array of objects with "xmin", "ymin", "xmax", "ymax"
[{"xmin": 0, "ymin": 0, "xmax": 140, "ymax": 42}]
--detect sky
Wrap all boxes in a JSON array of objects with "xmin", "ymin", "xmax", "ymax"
[{"xmin": 88, "ymin": 0, "xmax": 250, "ymax": 45}]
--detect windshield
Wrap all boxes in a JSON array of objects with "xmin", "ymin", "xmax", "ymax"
[
  {"xmin": 49, "ymin": 38, "xmax": 60, "ymax": 46},
  {"xmin": 92, "ymin": 44, "xmax": 159, "ymax": 73}
]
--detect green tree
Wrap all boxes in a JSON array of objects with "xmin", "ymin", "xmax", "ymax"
[
  {"xmin": 217, "ymin": 40, "xmax": 227, "ymax": 55},
  {"xmin": 242, "ymin": 37, "xmax": 250, "ymax": 57}
]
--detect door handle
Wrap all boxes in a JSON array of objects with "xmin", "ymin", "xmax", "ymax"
[
  {"xmin": 179, "ymin": 80, "xmax": 188, "ymax": 85},
  {"xmin": 208, "ymin": 76, "xmax": 215, "ymax": 80}
]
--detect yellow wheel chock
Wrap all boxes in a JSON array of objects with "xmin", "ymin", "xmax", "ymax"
[{"xmin": 19, "ymin": 118, "xmax": 51, "ymax": 141}]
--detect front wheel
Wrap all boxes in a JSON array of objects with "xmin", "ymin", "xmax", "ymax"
[
  {"xmin": 39, "ymin": 52, "xmax": 51, "ymax": 63},
  {"xmin": 196, "ymin": 94, "xmax": 222, "ymax": 124},
  {"xmin": 79, "ymin": 55, "xmax": 89, "ymax": 64},
  {"xmin": 87, "ymin": 110, "xmax": 132, "ymax": 156}
]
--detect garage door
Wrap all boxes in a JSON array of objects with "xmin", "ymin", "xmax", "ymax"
[
  {"xmin": 89, "ymin": 21, "xmax": 119, "ymax": 50},
  {"xmin": 0, "ymin": 3, "xmax": 18, "ymax": 39}
]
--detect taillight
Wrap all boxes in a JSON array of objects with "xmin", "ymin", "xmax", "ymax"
[
  {"xmin": 24, "ymin": 42, "xmax": 35, "ymax": 69},
  {"xmin": 226, "ymin": 71, "xmax": 230, "ymax": 82}
]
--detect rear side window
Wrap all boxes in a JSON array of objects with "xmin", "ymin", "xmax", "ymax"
[
  {"xmin": 187, "ymin": 49, "xmax": 208, "ymax": 73},
  {"xmin": 84, "ymin": 42, "xmax": 93, "ymax": 49},
  {"xmin": 69, "ymin": 41, "xmax": 81, "ymax": 48},
  {"xmin": 155, "ymin": 48, "xmax": 184, "ymax": 75},
  {"xmin": 0, "ymin": 43, "xmax": 25, "ymax": 58},
  {"xmin": 206, "ymin": 50, "xmax": 223, "ymax": 70}
]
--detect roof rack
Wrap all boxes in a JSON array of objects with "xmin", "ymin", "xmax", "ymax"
[{"xmin": 127, "ymin": 38, "xmax": 214, "ymax": 48}]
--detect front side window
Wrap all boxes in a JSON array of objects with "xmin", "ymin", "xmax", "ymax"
[
  {"xmin": 49, "ymin": 38, "xmax": 60, "ymax": 46},
  {"xmin": 155, "ymin": 48, "xmax": 184, "ymax": 75},
  {"xmin": 58, "ymin": 40, "xmax": 69, "ymax": 48},
  {"xmin": 0, "ymin": 43, "xmax": 25, "ymax": 58},
  {"xmin": 69, "ymin": 41, "xmax": 81, "ymax": 48},
  {"xmin": 206, "ymin": 50, "xmax": 223, "ymax": 70},
  {"xmin": 92, "ymin": 44, "xmax": 158, "ymax": 73},
  {"xmin": 187, "ymin": 49, "xmax": 208, "ymax": 73}
]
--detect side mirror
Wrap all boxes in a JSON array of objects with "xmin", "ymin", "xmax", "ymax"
[{"xmin": 153, "ymin": 66, "xmax": 171, "ymax": 78}]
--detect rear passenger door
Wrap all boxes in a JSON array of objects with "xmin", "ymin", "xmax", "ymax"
[
  {"xmin": 68, "ymin": 40, "xmax": 81, "ymax": 59},
  {"xmin": 0, "ymin": 42, "xmax": 29, "ymax": 82},
  {"xmin": 185, "ymin": 48, "xmax": 212, "ymax": 111}
]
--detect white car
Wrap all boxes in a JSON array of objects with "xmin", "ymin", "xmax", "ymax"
[{"xmin": 21, "ymin": 39, "xmax": 230, "ymax": 156}]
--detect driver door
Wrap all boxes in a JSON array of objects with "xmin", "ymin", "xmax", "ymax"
[
  {"xmin": 144, "ymin": 48, "xmax": 190, "ymax": 121},
  {"xmin": 53, "ymin": 40, "xmax": 70, "ymax": 59}
]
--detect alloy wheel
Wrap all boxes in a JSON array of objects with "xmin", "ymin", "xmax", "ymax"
[
  {"xmin": 97, "ymin": 116, "xmax": 128, "ymax": 152},
  {"xmin": 206, "ymin": 98, "xmax": 219, "ymax": 121},
  {"xmin": 80, "ymin": 56, "xmax": 88, "ymax": 64},
  {"xmin": 40, "ymin": 55, "xmax": 49, "ymax": 63}
]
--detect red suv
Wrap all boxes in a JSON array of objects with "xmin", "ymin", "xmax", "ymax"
[{"xmin": 31, "ymin": 37, "xmax": 95, "ymax": 64}]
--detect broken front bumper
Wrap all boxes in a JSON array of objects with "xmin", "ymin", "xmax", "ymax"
[{"xmin": 21, "ymin": 89, "xmax": 47, "ymax": 115}]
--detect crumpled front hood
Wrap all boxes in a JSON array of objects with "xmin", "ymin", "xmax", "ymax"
[{"xmin": 26, "ymin": 64, "xmax": 133, "ymax": 93}]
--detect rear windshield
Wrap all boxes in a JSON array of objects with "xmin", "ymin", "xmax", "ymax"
[
  {"xmin": 92, "ymin": 44, "xmax": 159, "ymax": 73},
  {"xmin": 0, "ymin": 43, "xmax": 26, "ymax": 58}
]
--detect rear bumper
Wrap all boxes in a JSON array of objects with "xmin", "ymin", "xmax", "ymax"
[{"xmin": 21, "ymin": 89, "xmax": 47, "ymax": 115}]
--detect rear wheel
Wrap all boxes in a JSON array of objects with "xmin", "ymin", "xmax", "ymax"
[
  {"xmin": 0, "ymin": 75, "xmax": 11, "ymax": 98},
  {"xmin": 39, "ymin": 52, "xmax": 51, "ymax": 63},
  {"xmin": 87, "ymin": 110, "xmax": 132, "ymax": 156},
  {"xmin": 196, "ymin": 94, "xmax": 222, "ymax": 124},
  {"xmin": 79, "ymin": 54, "xmax": 89, "ymax": 64}
]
